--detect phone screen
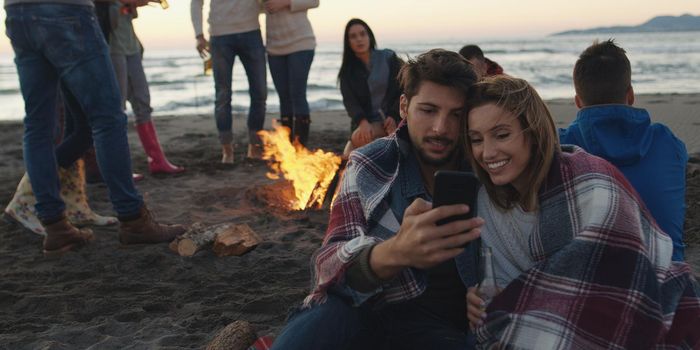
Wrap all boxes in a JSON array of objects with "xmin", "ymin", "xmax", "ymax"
[{"xmin": 433, "ymin": 171, "xmax": 480, "ymax": 226}]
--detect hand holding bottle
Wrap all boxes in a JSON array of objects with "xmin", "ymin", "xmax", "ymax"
[{"xmin": 467, "ymin": 247, "xmax": 501, "ymax": 329}]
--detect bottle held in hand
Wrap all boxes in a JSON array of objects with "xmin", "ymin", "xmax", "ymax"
[{"xmin": 478, "ymin": 246, "xmax": 499, "ymax": 306}]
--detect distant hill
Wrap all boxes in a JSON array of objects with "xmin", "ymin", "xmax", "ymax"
[{"xmin": 553, "ymin": 14, "xmax": 700, "ymax": 36}]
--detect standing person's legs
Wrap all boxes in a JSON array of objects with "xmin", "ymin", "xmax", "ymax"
[
  {"xmin": 7, "ymin": 7, "xmax": 64, "ymax": 222},
  {"xmin": 271, "ymin": 294, "xmax": 380, "ymax": 350},
  {"xmin": 268, "ymin": 54, "xmax": 293, "ymax": 137},
  {"xmin": 126, "ymin": 52, "xmax": 184, "ymax": 173},
  {"xmin": 125, "ymin": 53, "xmax": 153, "ymax": 124},
  {"xmin": 210, "ymin": 33, "xmax": 237, "ymax": 163},
  {"xmin": 287, "ymin": 50, "xmax": 314, "ymax": 146},
  {"xmin": 55, "ymin": 83, "xmax": 94, "ymax": 168},
  {"xmin": 237, "ymin": 29, "xmax": 267, "ymax": 156},
  {"xmin": 5, "ymin": 4, "xmax": 96, "ymax": 253},
  {"xmin": 37, "ymin": 6, "xmax": 143, "ymax": 217},
  {"xmin": 111, "ymin": 53, "xmax": 128, "ymax": 109}
]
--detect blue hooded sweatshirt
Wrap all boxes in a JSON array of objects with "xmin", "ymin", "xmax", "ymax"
[{"xmin": 559, "ymin": 105, "xmax": 688, "ymax": 261}]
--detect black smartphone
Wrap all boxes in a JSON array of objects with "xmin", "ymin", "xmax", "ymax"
[{"xmin": 433, "ymin": 170, "xmax": 480, "ymax": 226}]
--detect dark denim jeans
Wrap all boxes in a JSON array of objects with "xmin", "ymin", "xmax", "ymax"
[
  {"xmin": 271, "ymin": 294, "xmax": 474, "ymax": 350},
  {"xmin": 5, "ymin": 3, "xmax": 143, "ymax": 220},
  {"xmin": 210, "ymin": 30, "xmax": 267, "ymax": 145},
  {"xmin": 268, "ymin": 49, "xmax": 314, "ymax": 117}
]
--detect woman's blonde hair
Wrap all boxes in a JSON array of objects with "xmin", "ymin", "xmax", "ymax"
[{"xmin": 463, "ymin": 76, "xmax": 560, "ymax": 210}]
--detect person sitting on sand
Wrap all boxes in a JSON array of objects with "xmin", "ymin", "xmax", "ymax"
[
  {"xmin": 4, "ymin": 0, "xmax": 186, "ymax": 256},
  {"xmin": 559, "ymin": 39, "xmax": 688, "ymax": 261},
  {"xmin": 338, "ymin": 18, "xmax": 404, "ymax": 157},
  {"xmin": 271, "ymin": 50, "xmax": 483, "ymax": 349},
  {"xmin": 458, "ymin": 45, "xmax": 503, "ymax": 80},
  {"xmin": 464, "ymin": 75, "xmax": 700, "ymax": 348}
]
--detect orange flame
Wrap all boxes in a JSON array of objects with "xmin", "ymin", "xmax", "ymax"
[{"xmin": 258, "ymin": 124, "xmax": 342, "ymax": 210}]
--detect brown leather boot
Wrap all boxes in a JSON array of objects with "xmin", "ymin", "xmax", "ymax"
[
  {"xmin": 119, "ymin": 206, "xmax": 186, "ymax": 245},
  {"xmin": 43, "ymin": 217, "xmax": 95, "ymax": 256}
]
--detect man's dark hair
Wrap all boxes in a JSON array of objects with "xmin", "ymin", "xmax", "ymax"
[
  {"xmin": 399, "ymin": 49, "xmax": 477, "ymax": 101},
  {"xmin": 574, "ymin": 39, "xmax": 631, "ymax": 105},
  {"xmin": 458, "ymin": 45, "xmax": 484, "ymax": 61}
]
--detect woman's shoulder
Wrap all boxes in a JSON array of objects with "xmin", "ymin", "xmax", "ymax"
[{"xmin": 375, "ymin": 48, "xmax": 397, "ymax": 57}]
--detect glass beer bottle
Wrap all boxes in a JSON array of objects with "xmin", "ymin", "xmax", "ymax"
[{"xmin": 478, "ymin": 246, "xmax": 499, "ymax": 306}]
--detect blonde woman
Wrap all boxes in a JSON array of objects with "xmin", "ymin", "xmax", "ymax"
[{"xmin": 463, "ymin": 76, "xmax": 699, "ymax": 348}]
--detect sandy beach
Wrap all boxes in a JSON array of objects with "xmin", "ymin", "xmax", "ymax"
[{"xmin": 0, "ymin": 93, "xmax": 698, "ymax": 349}]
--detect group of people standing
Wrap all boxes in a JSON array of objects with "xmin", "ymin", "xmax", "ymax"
[{"xmin": 191, "ymin": 0, "xmax": 319, "ymax": 162}]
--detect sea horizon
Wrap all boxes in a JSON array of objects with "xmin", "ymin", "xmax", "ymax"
[{"xmin": 1, "ymin": 31, "xmax": 699, "ymax": 121}]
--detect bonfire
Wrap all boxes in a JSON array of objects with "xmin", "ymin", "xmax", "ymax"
[{"xmin": 258, "ymin": 124, "xmax": 342, "ymax": 210}]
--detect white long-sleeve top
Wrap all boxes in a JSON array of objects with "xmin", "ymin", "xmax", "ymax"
[
  {"xmin": 265, "ymin": 0, "xmax": 318, "ymax": 55},
  {"xmin": 190, "ymin": 0, "xmax": 261, "ymax": 38}
]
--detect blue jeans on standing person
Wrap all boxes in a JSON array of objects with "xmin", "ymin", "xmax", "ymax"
[
  {"xmin": 5, "ymin": 3, "xmax": 143, "ymax": 221},
  {"xmin": 210, "ymin": 30, "xmax": 267, "ymax": 145},
  {"xmin": 271, "ymin": 294, "xmax": 475, "ymax": 350},
  {"xmin": 267, "ymin": 49, "xmax": 314, "ymax": 117}
]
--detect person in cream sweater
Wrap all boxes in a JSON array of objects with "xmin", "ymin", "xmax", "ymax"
[{"xmin": 191, "ymin": 0, "xmax": 267, "ymax": 162}]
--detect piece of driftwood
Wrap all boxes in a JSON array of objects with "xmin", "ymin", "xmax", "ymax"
[
  {"xmin": 212, "ymin": 223, "xmax": 261, "ymax": 257},
  {"xmin": 206, "ymin": 320, "xmax": 257, "ymax": 350},
  {"xmin": 171, "ymin": 222, "xmax": 234, "ymax": 257}
]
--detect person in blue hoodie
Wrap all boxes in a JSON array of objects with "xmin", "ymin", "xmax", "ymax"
[{"xmin": 559, "ymin": 39, "xmax": 688, "ymax": 261}]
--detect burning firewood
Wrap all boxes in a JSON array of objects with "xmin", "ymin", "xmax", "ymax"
[{"xmin": 258, "ymin": 125, "xmax": 342, "ymax": 210}]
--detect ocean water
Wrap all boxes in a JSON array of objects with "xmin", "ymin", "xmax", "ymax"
[{"xmin": 0, "ymin": 31, "xmax": 699, "ymax": 121}]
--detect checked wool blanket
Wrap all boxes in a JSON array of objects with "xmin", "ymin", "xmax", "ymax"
[{"xmin": 475, "ymin": 146, "xmax": 700, "ymax": 349}]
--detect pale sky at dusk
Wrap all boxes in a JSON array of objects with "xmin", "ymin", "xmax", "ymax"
[{"xmin": 0, "ymin": 0, "xmax": 699, "ymax": 54}]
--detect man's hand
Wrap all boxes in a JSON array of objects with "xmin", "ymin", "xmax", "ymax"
[
  {"xmin": 196, "ymin": 35, "xmax": 209, "ymax": 58},
  {"xmin": 467, "ymin": 287, "xmax": 487, "ymax": 329},
  {"xmin": 370, "ymin": 198, "xmax": 483, "ymax": 280},
  {"xmin": 264, "ymin": 0, "xmax": 291, "ymax": 14}
]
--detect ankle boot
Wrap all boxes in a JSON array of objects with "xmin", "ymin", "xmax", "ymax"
[
  {"xmin": 43, "ymin": 216, "xmax": 94, "ymax": 256},
  {"xmin": 119, "ymin": 206, "xmax": 186, "ymax": 245},
  {"xmin": 294, "ymin": 115, "xmax": 311, "ymax": 147},
  {"xmin": 221, "ymin": 144, "xmax": 234, "ymax": 164},
  {"xmin": 3, "ymin": 173, "xmax": 45, "ymax": 235},
  {"xmin": 136, "ymin": 120, "xmax": 185, "ymax": 174},
  {"xmin": 279, "ymin": 115, "xmax": 293, "ymax": 142},
  {"xmin": 60, "ymin": 159, "xmax": 118, "ymax": 227}
]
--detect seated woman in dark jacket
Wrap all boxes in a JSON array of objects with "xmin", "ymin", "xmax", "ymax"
[{"xmin": 338, "ymin": 18, "xmax": 403, "ymax": 156}]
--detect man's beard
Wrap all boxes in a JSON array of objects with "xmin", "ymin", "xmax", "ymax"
[{"xmin": 415, "ymin": 140, "xmax": 458, "ymax": 167}]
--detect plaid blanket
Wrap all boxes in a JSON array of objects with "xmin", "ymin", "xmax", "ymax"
[
  {"xmin": 304, "ymin": 124, "xmax": 430, "ymax": 306},
  {"xmin": 475, "ymin": 146, "xmax": 700, "ymax": 349}
]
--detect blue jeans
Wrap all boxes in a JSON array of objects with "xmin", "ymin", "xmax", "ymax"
[
  {"xmin": 5, "ymin": 3, "xmax": 143, "ymax": 220},
  {"xmin": 272, "ymin": 294, "xmax": 474, "ymax": 350},
  {"xmin": 210, "ymin": 30, "xmax": 267, "ymax": 145},
  {"xmin": 268, "ymin": 50, "xmax": 314, "ymax": 117}
]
